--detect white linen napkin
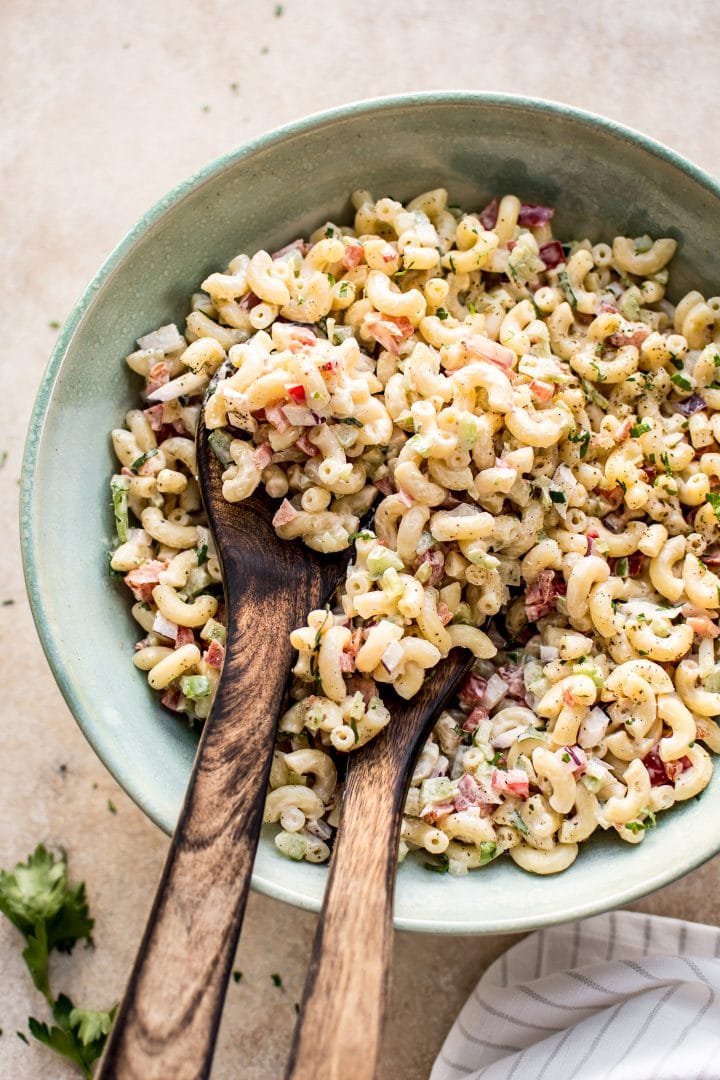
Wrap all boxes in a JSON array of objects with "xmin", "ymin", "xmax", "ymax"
[{"xmin": 431, "ymin": 911, "xmax": 720, "ymax": 1080}]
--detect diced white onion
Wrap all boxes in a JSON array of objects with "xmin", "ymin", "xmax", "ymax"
[
  {"xmin": 483, "ymin": 673, "xmax": 508, "ymax": 710},
  {"xmin": 152, "ymin": 611, "xmax": 178, "ymax": 640},
  {"xmin": 492, "ymin": 725, "xmax": 527, "ymax": 749},
  {"xmin": 281, "ymin": 405, "xmax": 318, "ymax": 427},
  {"xmin": 381, "ymin": 639, "xmax": 404, "ymax": 673},
  {"xmin": 540, "ymin": 645, "xmax": 559, "ymax": 662},
  {"xmin": 147, "ymin": 371, "xmax": 208, "ymax": 403},
  {"xmin": 137, "ymin": 323, "xmax": 185, "ymax": 354},
  {"xmin": 578, "ymin": 707, "xmax": 609, "ymax": 749},
  {"xmin": 127, "ymin": 528, "xmax": 152, "ymax": 546}
]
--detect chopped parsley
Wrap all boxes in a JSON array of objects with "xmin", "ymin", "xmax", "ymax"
[
  {"xmin": 467, "ymin": 301, "xmax": 477, "ymax": 315},
  {"xmin": 660, "ymin": 451, "xmax": 673, "ymax": 477},
  {"xmin": 625, "ymin": 809, "xmax": 656, "ymax": 833},
  {"xmin": 706, "ymin": 492, "xmax": 720, "ymax": 524},
  {"xmin": 130, "ymin": 447, "xmax": 158, "ymax": 473},
  {"xmin": 229, "ymin": 81, "xmax": 239, "ymax": 92},
  {"xmin": 668, "ymin": 354, "xmax": 684, "ymax": 371},
  {"xmin": 271, "ymin": 973, "xmax": 283, "ymax": 988},
  {"xmin": 558, "ymin": 270, "xmax": 577, "ymax": 307},
  {"xmin": 2, "ymin": 598, "xmax": 15, "ymax": 606},
  {"xmin": 326, "ymin": 273, "xmax": 335, "ymax": 285},
  {"xmin": 274, "ymin": 3, "xmax": 283, "ymax": 13},
  {"xmin": 630, "ymin": 422, "xmax": 651, "ymax": 438},
  {"xmin": 670, "ymin": 372, "xmax": 693, "ymax": 391},
  {"xmin": 48, "ymin": 320, "xmax": 61, "ymax": 330},
  {"xmin": 233, "ymin": 970, "xmax": 243, "ymax": 983},
  {"xmin": 423, "ymin": 853, "xmax": 450, "ymax": 874},
  {"xmin": 448, "ymin": 255, "xmax": 456, "ymax": 272},
  {"xmin": 436, "ymin": 307, "xmax": 449, "ymax": 321},
  {"xmin": 549, "ymin": 490, "xmax": 567, "ymax": 504},
  {"xmin": 107, "ymin": 800, "xmax": 117, "ymax": 814},
  {"xmin": 106, "ymin": 552, "xmax": 124, "ymax": 581},
  {"xmin": 509, "ymin": 809, "xmax": 529, "ymax": 836},
  {"xmin": 568, "ymin": 429, "xmax": 591, "ymax": 459},
  {"xmin": 337, "ymin": 417, "xmax": 363, "ymax": 427},
  {"xmin": 581, "ymin": 379, "xmax": 609, "ymax": 409},
  {"xmin": 614, "ymin": 557, "xmax": 629, "ymax": 577},
  {"xmin": 197, "ymin": 543, "xmax": 208, "ymax": 565},
  {"xmin": 350, "ymin": 718, "xmax": 360, "ymax": 744}
]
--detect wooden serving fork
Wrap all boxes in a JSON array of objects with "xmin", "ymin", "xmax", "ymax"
[
  {"xmin": 98, "ymin": 409, "xmax": 353, "ymax": 1079},
  {"xmin": 286, "ymin": 649, "xmax": 473, "ymax": 1080}
]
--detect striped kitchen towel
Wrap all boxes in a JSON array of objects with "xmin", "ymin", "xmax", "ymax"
[{"xmin": 431, "ymin": 911, "xmax": 720, "ymax": 1080}]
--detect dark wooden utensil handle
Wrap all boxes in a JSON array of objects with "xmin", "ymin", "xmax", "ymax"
[
  {"xmin": 286, "ymin": 752, "xmax": 403, "ymax": 1080},
  {"xmin": 99, "ymin": 404, "xmax": 350, "ymax": 1079},
  {"xmin": 287, "ymin": 650, "xmax": 472, "ymax": 1080},
  {"xmin": 98, "ymin": 589, "xmax": 295, "ymax": 1079}
]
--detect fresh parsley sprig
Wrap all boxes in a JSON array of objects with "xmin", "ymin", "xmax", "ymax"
[{"xmin": 0, "ymin": 845, "xmax": 115, "ymax": 1077}]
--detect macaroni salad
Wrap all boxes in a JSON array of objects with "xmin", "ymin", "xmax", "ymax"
[{"xmin": 108, "ymin": 189, "xmax": 720, "ymax": 876}]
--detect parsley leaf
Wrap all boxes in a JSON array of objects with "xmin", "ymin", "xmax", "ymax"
[
  {"xmin": 0, "ymin": 846, "xmax": 93, "ymax": 1001},
  {"xmin": 630, "ymin": 422, "xmax": 651, "ymax": 438},
  {"xmin": 706, "ymin": 493, "xmax": 720, "ymax": 524},
  {"xmin": 670, "ymin": 372, "xmax": 692, "ymax": 391},
  {"xmin": 130, "ymin": 447, "xmax": 158, "ymax": 473},
  {"xmin": 558, "ymin": 270, "xmax": 577, "ymax": 308},
  {"xmin": 423, "ymin": 853, "xmax": 450, "ymax": 873},
  {"xmin": 1, "ymin": 845, "xmax": 115, "ymax": 1077},
  {"xmin": 28, "ymin": 995, "xmax": 116, "ymax": 1079},
  {"xmin": 436, "ymin": 307, "xmax": 449, "ymax": 321},
  {"xmin": 568, "ymin": 429, "xmax": 591, "ymax": 459}
]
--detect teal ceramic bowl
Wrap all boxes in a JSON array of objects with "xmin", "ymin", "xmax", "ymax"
[{"xmin": 22, "ymin": 92, "xmax": 720, "ymax": 933}]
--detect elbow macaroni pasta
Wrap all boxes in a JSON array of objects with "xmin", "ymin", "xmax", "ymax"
[{"xmin": 108, "ymin": 188, "xmax": 720, "ymax": 878}]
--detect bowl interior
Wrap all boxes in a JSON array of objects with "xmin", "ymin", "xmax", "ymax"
[{"xmin": 22, "ymin": 94, "xmax": 720, "ymax": 932}]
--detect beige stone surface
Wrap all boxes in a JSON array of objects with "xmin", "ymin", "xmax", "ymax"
[{"xmin": 2, "ymin": 1, "xmax": 720, "ymax": 1076}]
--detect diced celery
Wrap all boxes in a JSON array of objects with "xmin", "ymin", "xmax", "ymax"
[
  {"xmin": 179, "ymin": 675, "xmax": 211, "ymax": 700},
  {"xmin": 702, "ymin": 667, "xmax": 720, "ymax": 693},
  {"xmin": 367, "ymin": 545, "xmax": 404, "ymax": 578},
  {"xmin": 346, "ymin": 691, "xmax": 365, "ymax": 721},
  {"xmin": 420, "ymin": 777, "xmax": 455, "ymax": 805},
  {"xmin": 208, "ymin": 428, "xmax": 234, "ymax": 467},
  {"xmin": 464, "ymin": 544, "xmax": 500, "ymax": 568},
  {"xmin": 458, "ymin": 414, "xmax": 478, "ymax": 452},
  {"xmin": 110, "ymin": 475, "xmax": 130, "ymax": 543},
  {"xmin": 479, "ymin": 841, "xmax": 498, "ymax": 865},
  {"xmin": 200, "ymin": 618, "xmax": 226, "ymax": 645},
  {"xmin": 381, "ymin": 567, "xmax": 404, "ymax": 601}
]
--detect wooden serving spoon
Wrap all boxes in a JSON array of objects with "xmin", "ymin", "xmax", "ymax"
[
  {"xmin": 98, "ymin": 410, "xmax": 352, "ymax": 1080},
  {"xmin": 286, "ymin": 647, "xmax": 473, "ymax": 1080}
]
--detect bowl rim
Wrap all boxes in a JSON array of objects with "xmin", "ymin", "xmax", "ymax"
[{"xmin": 21, "ymin": 90, "xmax": 720, "ymax": 933}]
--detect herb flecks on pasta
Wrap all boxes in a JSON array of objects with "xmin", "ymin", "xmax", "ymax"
[{"xmin": 108, "ymin": 188, "xmax": 720, "ymax": 877}]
